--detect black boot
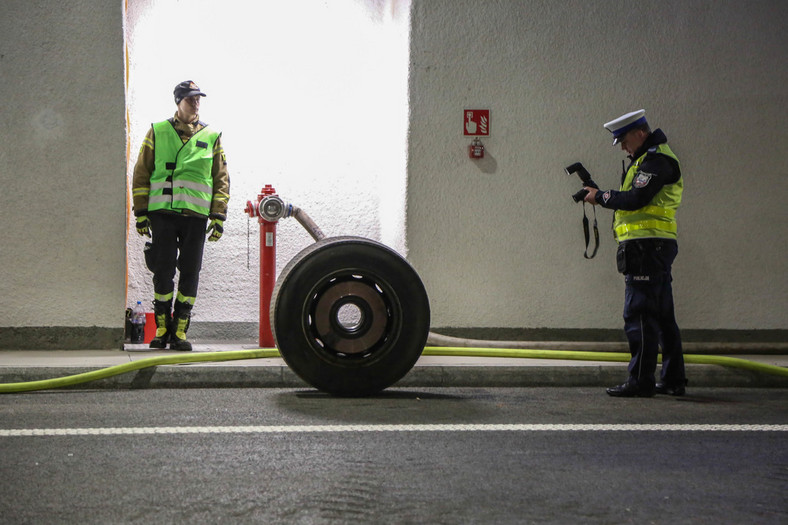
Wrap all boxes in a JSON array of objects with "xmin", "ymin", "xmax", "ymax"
[
  {"xmin": 149, "ymin": 300, "xmax": 172, "ymax": 349},
  {"xmin": 655, "ymin": 379, "xmax": 688, "ymax": 396},
  {"xmin": 606, "ymin": 379, "xmax": 655, "ymax": 398},
  {"xmin": 169, "ymin": 301, "xmax": 193, "ymax": 351}
]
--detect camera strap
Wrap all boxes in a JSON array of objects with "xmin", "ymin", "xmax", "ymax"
[{"xmin": 582, "ymin": 203, "xmax": 599, "ymax": 259}]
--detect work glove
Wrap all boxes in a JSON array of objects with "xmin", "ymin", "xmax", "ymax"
[
  {"xmin": 206, "ymin": 218, "xmax": 224, "ymax": 242},
  {"xmin": 136, "ymin": 215, "xmax": 151, "ymax": 237}
]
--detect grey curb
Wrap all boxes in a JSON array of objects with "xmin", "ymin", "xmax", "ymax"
[{"xmin": 1, "ymin": 363, "xmax": 786, "ymax": 391}]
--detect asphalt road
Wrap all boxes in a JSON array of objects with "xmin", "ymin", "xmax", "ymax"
[{"xmin": 1, "ymin": 387, "xmax": 786, "ymax": 524}]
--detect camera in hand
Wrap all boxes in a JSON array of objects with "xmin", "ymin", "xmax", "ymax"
[{"xmin": 565, "ymin": 162, "xmax": 599, "ymax": 202}]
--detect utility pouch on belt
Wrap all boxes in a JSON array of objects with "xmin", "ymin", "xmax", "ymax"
[
  {"xmin": 616, "ymin": 244, "xmax": 627, "ymax": 273},
  {"xmin": 616, "ymin": 242, "xmax": 643, "ymax": 274},
  {"xmin": 144, "ymin": 241, "xmax": 155, "ymax": 271}
]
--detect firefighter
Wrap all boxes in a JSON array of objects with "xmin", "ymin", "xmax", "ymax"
[
  {"xmin": 132, "ymin": 80, "xmax": 230, "ymax": 351},
  {"xmin": 583, "ymin": 109, "xmax": 687, "ymax": 397}
]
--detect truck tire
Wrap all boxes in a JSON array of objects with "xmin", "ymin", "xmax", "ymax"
[{"xmin": 271, "ymin": 236, "xmax": 430, "ymax": 396}]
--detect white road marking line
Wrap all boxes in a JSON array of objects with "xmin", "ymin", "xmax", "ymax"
[{"xmin": 1, "ymin": 424, "xmax": 786, "ymax": 437}]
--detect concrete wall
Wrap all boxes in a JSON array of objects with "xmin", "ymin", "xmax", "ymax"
[
  {"xmin": 0, "ymin": 0, "xmax": 126, "ymax": 348},
  {"xmin": 408, "ymin": 0, "xmax": 788, "ymax": 338},
  {"xmin": 0, "ymin": 0, "xmax": 785, "ymax": 349}
]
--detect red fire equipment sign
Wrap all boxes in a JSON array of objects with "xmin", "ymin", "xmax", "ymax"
[{"xmin": 464, "ymin": 109, "xmax": 490, "ymax": 136}]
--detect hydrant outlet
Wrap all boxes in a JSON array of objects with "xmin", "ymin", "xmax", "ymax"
[{"xmin": 259, "ymin": 195, "xmax": 288, "ymax": 223}]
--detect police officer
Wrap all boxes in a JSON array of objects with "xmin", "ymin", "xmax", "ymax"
[
  {"xmin": 132, "ymin": 80, "xmax": 230, "ymax": 351},
  {"xmin": 583, "ymin": 109, "xmax": 687, "ymax": 397}
]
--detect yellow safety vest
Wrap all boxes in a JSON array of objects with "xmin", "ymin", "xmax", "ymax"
[
  {"xmin": 614, "ymin": 143, "xmax": 682, "ymax": 242},
  {"xmin": 148, "ymin": 120, "xmax": 220, "ymax": 217}
]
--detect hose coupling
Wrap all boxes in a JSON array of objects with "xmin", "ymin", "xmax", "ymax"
[
  {"xmin": 245, "ymin": 193, "xmax": 293, "ymax": 224},
  {"xmin": 258, "ymin": 194, "xmax": 293, "ymax": 222}
]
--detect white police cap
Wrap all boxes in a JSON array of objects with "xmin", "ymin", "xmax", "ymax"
[{"xmin": 604, "ymin": 109, "xmax": 647, "ymax": 145}]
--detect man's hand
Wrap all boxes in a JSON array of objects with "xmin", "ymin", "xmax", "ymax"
[
  {"xmin": 206, "ymin": 219, "xmax": 224, "ymax": 242},
  {"xmin": 583, "ymin": 187, "xmax": 599, "ymax": 205},
  {"xmin": 136, "ymin": 215, "xmax": 151, "ymax": 237}
]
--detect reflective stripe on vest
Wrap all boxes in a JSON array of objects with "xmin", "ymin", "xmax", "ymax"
[
  {"xmin": 613, "ymin": 143, "xmax": 682, "ymax": 242},
  {"xmin": 148, "ymin": 121, "xmax": 220, "ymax": 216}
]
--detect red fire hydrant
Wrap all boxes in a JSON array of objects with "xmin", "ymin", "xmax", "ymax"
[
  {"xmin": 244, "ymin": 185, "xmax": 326, "ymax": 348},
  {"xmin": 244, "ymin": 184, "xmax": 283, "ymax": 348}
]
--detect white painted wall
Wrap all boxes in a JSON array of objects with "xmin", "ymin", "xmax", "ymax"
[
  {"xmin": 124, "ymin": 0, "xmax": 411, "ymax": 327},
  {"xmin": 408, "ymin": 0, "xmax": 788, "ymax": 331}
]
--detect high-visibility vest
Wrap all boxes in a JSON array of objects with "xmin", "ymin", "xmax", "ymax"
[
  {"xmin": 613, "ymin": 143, "xmax": 682, "ymax": 242},
  {"xmin": 148, "ymin": 120, "xmax": 221, "ymax": 216}
]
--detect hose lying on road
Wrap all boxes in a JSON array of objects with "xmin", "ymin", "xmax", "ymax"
[
  {"xmin": 0, "ymin": 349, "xmax": 279, "ymax": 394},
  {"xmin": 426, "ymin": 332, "xmax": 788, "ymax": 354},
  {"xmin": 0, "ymin": 346, "xmax": 786, "ymax": 394},
  {"xmin": 424, "ymin": 347, "xmax": 788, "ymax": 376}
]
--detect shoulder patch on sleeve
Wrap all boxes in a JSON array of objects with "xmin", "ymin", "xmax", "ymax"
[{"xmin": 633, "ymin": 171, "xmax": 655, "ymax": 188}]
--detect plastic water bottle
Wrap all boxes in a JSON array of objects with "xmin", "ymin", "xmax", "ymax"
[{"xmin": 131, "ymin": 301, "xmax": 146, "ymax": 343}]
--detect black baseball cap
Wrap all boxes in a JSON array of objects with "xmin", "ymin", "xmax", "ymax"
[{"xmin": 174, "ymin": 80, "xmax": 207, "ymax": 104}]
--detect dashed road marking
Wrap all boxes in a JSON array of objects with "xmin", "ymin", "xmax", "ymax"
[{"xmin": 1, "ymin": 424, "xmax": 786, "ymax": 437}]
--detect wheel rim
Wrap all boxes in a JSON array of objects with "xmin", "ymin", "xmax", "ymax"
[{"xmin": 306, "ymin": 272, "xmax": 398, "ymax": 359}]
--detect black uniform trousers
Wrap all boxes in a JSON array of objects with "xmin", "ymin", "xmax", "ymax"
[
  {"xmin": 621, "ymin": 238, "xmax": 685, "ymax": 389},
  {"xmin": 148, "ymin": 213, "xmax": 207, "ymax": 305}
]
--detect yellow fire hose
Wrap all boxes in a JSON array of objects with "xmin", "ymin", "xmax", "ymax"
[{"xmin": 0, "ymin": 347, "xmax": 785, "ymax": 394}]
